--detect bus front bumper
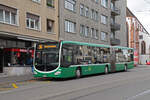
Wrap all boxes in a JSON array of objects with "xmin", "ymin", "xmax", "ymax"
[{"xmin": 33, "ymin": 70, "xmax": 62, "ymax": 78}]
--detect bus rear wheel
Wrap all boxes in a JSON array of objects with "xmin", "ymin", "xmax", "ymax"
[
  {"xmin": 104, "ymin": 67, "xmax": 108, "ymax": 74},
  {"xmin": 124, "ymin": 65, "xmax": 127, "ymax": 72},
  {"xmin": 76, "ymin": 68, "xmax": 81, "ymax": 78}
]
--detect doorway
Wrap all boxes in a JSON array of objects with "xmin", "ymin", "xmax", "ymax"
[{"xmin": 0, "ymin": 49, "xmax": 4, "ymax": 73}]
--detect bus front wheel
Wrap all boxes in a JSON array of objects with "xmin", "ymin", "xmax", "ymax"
[{"xmin": 76, "ymin": 68, "xmax": 81, "ymax": 78}]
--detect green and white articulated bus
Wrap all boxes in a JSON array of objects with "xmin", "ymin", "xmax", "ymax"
[{"xmin": 33, "ymin": 41, "xmax": 134, "ymax": 78}]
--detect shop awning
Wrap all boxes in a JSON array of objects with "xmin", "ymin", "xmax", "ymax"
[{"xmin": 0, "ymin": 31, "xmax": 55, "ymax": 43}]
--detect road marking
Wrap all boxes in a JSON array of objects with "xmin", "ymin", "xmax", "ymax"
[
  {"xmin": 12, "ymin": 83, "xmax": 18, "ymax": 89},
  {"xmin": 0, "ymin": 88, "xmax": 12, "ymax": 91},
  {"xmin": 127, "ymin": 89, "xmax": 150, "ymax": 100},
  {"xmin": 0, "ymin": 80, "xmax": 51, "ymax": 93}
]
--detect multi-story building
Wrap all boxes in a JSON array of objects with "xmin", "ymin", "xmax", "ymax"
[
  {"xmin": 0, "ymin": 0, "xmax": 59, "ymax": 76},
  {"xmin": 59, "ymin": 0, "xmax": 127, "ymax": 46},
  {"xmin": 126, "ymin": 8, "xmax": 150, "ymax": 65}
]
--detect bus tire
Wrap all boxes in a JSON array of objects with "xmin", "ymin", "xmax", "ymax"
[
  {"xmin": 104, "ymin": 66, "xmax": 108, "ymax": 74},
  {"xmin": 124, "ymin": 65, "xmax": 127, "ymax": 72},
  {"xmin": 76, "ymin": 68, "xmax": 81, "ymax": 78}
]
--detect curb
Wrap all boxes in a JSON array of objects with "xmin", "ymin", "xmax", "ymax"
[{"xmin": 0, "ymin": 74, "xmax": 34, "ymax": 85}]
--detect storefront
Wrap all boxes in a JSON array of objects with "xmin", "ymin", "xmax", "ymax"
[
  {"xmin": 0, "ymin": 38, "xmax": 34, "ymax": 76},
  {"xmin": 0, "ymin": 31, "xmax": 53, "ymax": 76},
  {"xmin": 4, "ymin": 48, "xmax": 34, "ymax": 67}
]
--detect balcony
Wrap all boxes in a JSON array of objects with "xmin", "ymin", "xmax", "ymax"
[
  {"xmin": 111, "ymin": 7, "xmax": 120, "ymax": 16},
  {"xmin": 110, "ymin": 38, "xmax": 120, "ymax": 46},
  {"xmin": 110, "ymin": 22, "xmax": 121, "ymax": 31}
]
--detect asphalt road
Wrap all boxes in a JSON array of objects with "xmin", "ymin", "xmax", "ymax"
[{"xmin": 1, "ymin": 66, "xmax": 150, "ymax": 100}]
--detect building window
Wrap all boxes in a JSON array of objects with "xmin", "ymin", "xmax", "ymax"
[
  {"xmin": 95, "ymin": 30, "xmax": 99, "ymax": 39},
  {"xmin": 80, "ymin": 5, "xmax": 89, "ymax": 18},
  {"xmin": 91, "ymin": 29, "xmax": 98, "ymax": 39},
  {"xmin": 65, "ymin": 0, "xmax": 76, "ymax": 11},
  {"xmin": 91, "ymin": 28, "xmax": 95, "ymax": 38},
  {"xmin": 0, "ymin": 4, "xmax": 17, "ymax": 25},
  {"xmin": 80, "ymin": 25, "xmax": 89, "ymax": 37},
  {"xmin": 85, "ymin": 6, "xmax": 89, "ymax": 17},
  {"xmin": 111, "ymin": 2, "xmax": 115, "ymax": 10},
  {"xmin": 80, "ymin": 4, "xmax": 84, "ymax": 16},
  {"xmin": 141, "ymin": 41, "xmax": 146, "ymax": 54},
  {"xmin": 80, "ymin": 24, "xmax": 85, "ymax": 36},
  {"xmin": 91, "ymin": 9, "xmax": 98, "ymax": 21},
  {"xmin": 101, "ymin": 0, "xmax": 108, "ymax": 8},
  {"xmin": 101, "ymin": 15, "xmax": 107, "ymax": 24},
  {"xmin": 47, "ymin": 0, "xmax": 54, "ymax": 8},
  {"xmin": 111, "ymin": 17, "xmax": 115, "ymax": 24},
  {"xmin": 101, "ymin": 32, "xmax": 107, "ymax": 41},
  {"xmin": 111, "ymin": 31, "xmax": 115, "ymax": 39},
  {"xmin": 32, "ymin": 0, "xmax": 41, "ymax": 3},
  {"xmin": 139, "ymin": 35, "xmax": 143, "ymax": 39},
  {"xmin": 11, "ymin": 13, "xmax": 16, "ymax": 24},
  {"xmin": 95, "ymin": 0, "xmax": 99, "ymax": 3},
  {"xmin": 85, "ymin": 26, "xmax": 89, "ymax": 37},
  {"xmin": 0, "ymin": 9, "xmax": 3, "ymax": 22},
  {"xmin": 91, "ymin": 9, "xmax": 94, "ymax": 19},
  {"xmin": 26, "ymin": 13, "xmax": 40, "ymax": 30},
  {"xmin": 47, "ymin": 19, "xmax": 54, "ymax": 33},
  {"xmin": 65, "ymin": 20, "xmax": 76, "ymax": 33},
  {"xmin": 95, "ymin": 11, "xmax": 98, "ymax": 21},
  {"xmin": 5, "ymin": 11, "xmax": 10, "ymax": 23}
]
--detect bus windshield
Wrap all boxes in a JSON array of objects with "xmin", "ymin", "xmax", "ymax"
[
  {"xmin": 34, "ymin": 42, "xmax": 60, "ymax": 71},
  {"xmin": 35, "ymin": 50, "xmax": 59, "ymax": 65}
]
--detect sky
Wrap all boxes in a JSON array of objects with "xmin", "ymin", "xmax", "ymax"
[{"xmin": 127, "ymin": 0, "xmax": 150, "ymax": 33}]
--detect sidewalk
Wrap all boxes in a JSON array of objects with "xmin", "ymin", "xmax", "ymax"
[
  {"xmin": 0, "ymin": 74, "xmax": 34, "ymax": 85},
  {"xmin": 136, "ymin": 64, "xmax": 150, "ymax": 68}
]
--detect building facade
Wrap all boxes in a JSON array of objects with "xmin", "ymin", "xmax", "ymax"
[
  {"xmin": 0, "ymin": 0, "xmax": 59, "ymax": 76},
  {"xmin": 0, "ymin": 0, "xmax": 127, "ymax": 76},
  {"xmin": 139, "ymin": 31, "xmax": 150, "ymax": 64},
  {"xmin": 126, "ymin": 8, "xmax": 150, "ymax": 65},
  {"xmin": 59, "ymin": 0, "xmax": 127, "ymax": 46}
]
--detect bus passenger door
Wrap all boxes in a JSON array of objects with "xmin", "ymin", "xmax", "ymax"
[{"xmin": 110, "ymin": 48, "xmax": 116, "ymax": 72}]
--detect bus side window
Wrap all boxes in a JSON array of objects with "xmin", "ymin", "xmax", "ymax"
[
  {"xmin": 73, "ymin": 46, "xmax": 79, "ymax": 65},
  {"xmin": 62, "ymin": 47, "xmax": 73, "ymax": 67}
]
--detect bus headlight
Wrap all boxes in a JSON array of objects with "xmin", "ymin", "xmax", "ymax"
[
  {"xmin": 54, "ymin": 71, "xmax": 61, "ymax": 75},
  {"xmin": 33, "ymin": 71, "xmax": 37, "ymax": 75}
]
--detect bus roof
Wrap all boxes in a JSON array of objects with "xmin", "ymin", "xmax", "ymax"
[
  {"xmin": 61, "ymin": 41, "xmax": 134, "ymax": 50},
  {"xmin": 113, "ymin": 46, "xmax": 134, "ymax": 50},
  {"xmin": 61, "ymin": 41, "xmax": 110, "ymax": 48},
  {"xmin": 39, "ymin": 41, "xmax": 134, "ymax": 50}
]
